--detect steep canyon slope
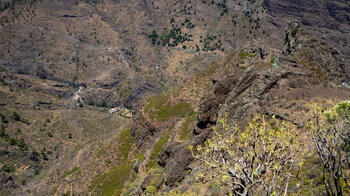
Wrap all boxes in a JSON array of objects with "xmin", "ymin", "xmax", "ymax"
[{"xmin": 0, "ymin": 0, "xmax": 349, "ymax": 195}]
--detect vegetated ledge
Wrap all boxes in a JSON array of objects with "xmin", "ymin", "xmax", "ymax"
[
  {"xmin": 89, "ymin": 129, "xmax": 144, "ymax": 196},
  {"xmin": 144, "ymin": 94, "xmax": 192, "ymax": 122}
]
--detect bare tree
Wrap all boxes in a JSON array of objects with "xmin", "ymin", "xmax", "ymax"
[
  {"xmin": 190, "ymin": 115, "xmax": 301, "ymax": 196},
  {"xmin": 306, "ymin": 101, "xmax": 350, "ymax": 196}
]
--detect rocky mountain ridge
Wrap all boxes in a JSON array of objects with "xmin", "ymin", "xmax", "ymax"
[
  {"xmin": 0, "ymin": 0, "xmax": 349, "ymax": 195},
  {"xmin": 127, "ymin": 22, "xmax": 350, "ymax": 195}
]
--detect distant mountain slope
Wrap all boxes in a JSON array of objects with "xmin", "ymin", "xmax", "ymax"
[
  {"xmin": 1, "ymin": 0, "xmax": 348, "ymax": 107},
  {"xmin": 0, "ymin": 0, "xmax": 266, "ymax": 108}
]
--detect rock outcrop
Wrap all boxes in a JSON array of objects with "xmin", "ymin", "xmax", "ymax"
[
  {"xmin": 263, "ymin": 0, "xmax": 350, "ymax": 79},
  {"xmin": 141, "ymin": 23, "xmax": 350, "ymax": 188},
  {"xmin": 196, "ymin": 74, "xmax": 239, "ymax": 130},
  {"xmin": 130, "ymin": 102, "xmax": 164, "ymax": 150}
]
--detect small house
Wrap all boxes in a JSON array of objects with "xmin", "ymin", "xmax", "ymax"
[{"xmin": 108, "ymin": 107, "xmax": 121, "ymax": 114}]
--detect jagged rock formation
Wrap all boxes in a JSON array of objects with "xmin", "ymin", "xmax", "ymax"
[
  {"xmin": 283, "ymin": 21, "xmax": 300, "ymax": 55},
  {"xmin": 130, "ymin": 23, "xmax": 350, "ymax": 193},
  {"xmin": 130, "ymin": 106, "xmax": 160, "ymax": 150},
  {"xmin": 263, "ymin": 0, "xmax": 350, "ymax": 79},
  {"xmin": 196, "ymin": 74, "xmax": 238, "ymax": 130}
]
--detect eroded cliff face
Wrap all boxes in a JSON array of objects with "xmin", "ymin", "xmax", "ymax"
[{"xmin": 130, "ymin": 104, "xmax": 161, "ymax": 150}]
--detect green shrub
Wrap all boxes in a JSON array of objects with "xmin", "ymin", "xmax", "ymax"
[
  {"xmin": 191, "ymin": 116, "xmax": 300, "ymax": 195},
  {"xmin": 118, "ymin": 129, "xmax": 134, "ymax": 161},
  {"xmin": 0, "ymin": 77, "xmax": 5, "ymax": 85},
  {"xmin": 8, "ymin": 138, "xmax": 16, "ymax": 145},
  {"xmin": 0, "ymin": 113, "xmax": 8, "ymax": 123},
  {"xmin": 180, "ymin": 113, "xmax": 197, "ymax": 141},
  {"xmin": 207, "ymin": 182, "xmax": 220, "ymax": 192},
  {"xmin": 291, "ymin": 27, "xmax": 299, "ymax": 37},
  {"xmin": 11, "ymin": 111, "xmax": 20, "ymax": 121},
  {"xmin": 68, "ymin": 133, "xmax": 72, "ymax": 139},
  {"xmin": 307, "ymin": 101, "xmax": 350, "ymax": 194},
  {"xmin": 16, "ymin": 138, "xmax": 27, "ymax": 149},
  {"xmin": 34, "ymin": 169, "xmax": 40, "ymax": 175},
  {"xmin": 145, "ymin": 186, "xmax": 157, "ymax": 195},
  {"xmin": 90, "ymin": 161, "xmax": 134, "ymax": 196},
  {"xmin": 63, "ymin": 191, "xmax": 71, "ymax": 196},
  {"xmin": 64, "ymin": 167, "xmax": 80, "ymax": 178},
  {"xmin": 146, "ymin": 130, "xmax": 172, "ymax": 170},
  {"xmin": 0, "ymin": 125, "xmax": 8, "ymax": 139},
  {"xmin": 90, "ymin": 129, "xmax": 141, "ymax": 195},
  {"xmin": 1, "ymin": 164, "xmax": 15, "ymax": 173},
  {"xmin": 145, "ymin": 95, "xmax": 192, "ymax": 122},
  {"xmin": 239, "ymin": 50, "xmax": 255, "ymax": 59}
]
